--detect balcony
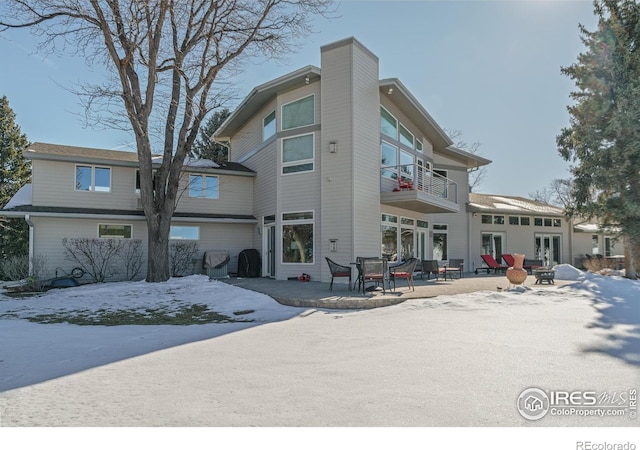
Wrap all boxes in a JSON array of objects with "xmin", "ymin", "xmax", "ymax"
[{"xmin": 380, "ymin": 164, "xmax": 460, "ymax": 214}]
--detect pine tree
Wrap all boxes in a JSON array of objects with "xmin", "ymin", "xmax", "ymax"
[
  {"xmin": 557, "ymin": 0, "xmax": 640, "ymax": 279},
  {"xmin": 0, "ymin": 95, "xmax": 31, "ymax": 264},
  {"xmin": 191, "ymin": 108, "xmax": 231, "ymax": 164}
]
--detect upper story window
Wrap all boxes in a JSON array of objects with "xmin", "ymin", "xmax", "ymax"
[
  {"xmin": 263, "ymin": 110, "xmax": 276, "ymax": 141},
  {"xmin": 381, "ymin": 106, "xmax": 397, "ymax": 139},
  {"xmin": 189, "ymin": 174, "xmax": 219, "ymax": 199},
  {"xmin": 381, "ymin": 141, "xmax": 398, "ymax": 179},
  {"xmin": 399, "ymin": 123, "xmax": 414, "ymax": 148},
  {"xmin": 76, "ymin": 165, "xmax": 111, "ymax": 192},
  {"xmin": 282, "ymin": 95, "xmax": 314, "ymax": 130},
  {"xmin": 416, "ymin": 140, "xmax": 423, "ymax": 152},
  {"xmin": 282, "ymin": 133, "xmax": 314, "ymax": 174}
]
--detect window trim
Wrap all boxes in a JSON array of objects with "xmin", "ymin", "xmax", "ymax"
[
  {"xmin": 281, "ymin": 210, "xmax": 315, "ymax": 265},
  {"xmin": 281, "ymin": 94, "xmax": 315, "ymax": 131},
  {"xmin": 75, "ymin": 164, "xmax": 112, "ymax": 193},
  {"xmin": 97, "ymin": 223, "xmax": 133, "ymax": 239},
  {"xmin": 281, "ymin": 132, "xmax": 315, "ymax": 175}
]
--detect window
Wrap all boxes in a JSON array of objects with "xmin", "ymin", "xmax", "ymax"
[
  {"xmin": 282, "ymin": 133, "xmax": 314, "ymax": 174},
  {"xmin": 493, "ymin": 215, "xmax": 505, "ymax": 225},
  {"xmin": 592, "ymin": 235, "xmax": 599, "ymax": 254},
  {"xmin": 553, "ymin": 218, "xmax": 562, "ymax": 227},
  {"xmin": 282, "ymin": 211, "xmax": 314, "ymax": 264},
  {"xmin": 380, "ymin": 107, "xmax": 397, "ymax": 139},
  {"xmin": 282, "ymin": 95, "xmax": 314, "ymax": 130},
  {"xmin": 432, "ymin": 224, "xmax": 448, "ymax": 260},
  {"xmin": 189, "ymin": 174, "xmax": 219, "ymax": 199},
  {"xmin": 170, "ymin": 226, "xmax": 199, "ymax": 240},
  {"xmin": 135, "ymin": 169, "xmax": 158, "ymax": 194},
  {"xmin": 399, "ymin": 123, "xmax": 414, "ymax": 148},
  {"xmin": 98, "ymin": 224, "xmax": 132, "ymax": 239},
  {"xmin": 433, "ymin": 169, "xmax": 448, "ymax": 198},
  {"xmin": 263, "ymin": 111, "xmax": 276, "ymax": 140},
  {"xmin": 417, "ymin": 220, "xmax": 429, "ymax": 229},
  {"xmin": 481, "ymin": 215, "xmax": 492, "ymax": 224},
  {"xmin": 381, "ymin": 214, "xmax": 398, "ymax": 261},
  {"xmin": 544, "ymin": 218, "xmax": 552, "ymax": 227},
  {"xmin": 509, "ymin": 216, "xmax": 520, "ymax": 225},
  {"xmin": 75, "ymin": 165, "xmax": 111, "ymax": 192},
  {"xmin": 520, "ymin": 217, "xmax": 530, "ymax": 226},
  {"xmin": 381, "ymin": 141, "xmax": 398, "ymax": 178},
  {"xmin": 534, "ymin": 218, "xmax": 543, "ymax": 226},
  {"xmin": 416, "ymin": 140, "xmax": 423, "ymax": 152},
  {"xmin": 400, "ymin": 150, "xmax": 414, "ymax": 179}
]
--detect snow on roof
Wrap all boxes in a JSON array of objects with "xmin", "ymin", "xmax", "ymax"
[
  {"xmin": 3, "ymin": 184, "xmax": 32, "ymax": 209},
  {"xmin": 468, "ymin": 193, "xmax": 564, "ymax": 215}
]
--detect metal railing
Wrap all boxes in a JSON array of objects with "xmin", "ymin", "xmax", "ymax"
[{"xmin": 381, "ymin": 164, "xmax": 458, "ymax": 204}]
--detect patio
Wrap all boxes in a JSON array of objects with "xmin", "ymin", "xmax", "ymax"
[{"xmin": 222, "ymin": 271, "xmax": 574, "ymax": 309}]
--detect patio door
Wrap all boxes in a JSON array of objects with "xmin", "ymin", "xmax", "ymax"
[
  {"xmin": 262, "ymin": 215, "xmax": 276, "ymax": 277},
  {"xmin": 481, "ymin": 232, "xmax": 506, "ymax": 263},
  {"xmin": 416, "ymin": 229, "xmax": 428, "ymax": 261},
  {"xmin": 534, "ymin": 234, "xmax": 561, "ymax": 267}
]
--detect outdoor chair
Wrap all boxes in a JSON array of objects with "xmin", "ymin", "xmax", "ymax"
[
  {"xmin": 502, "ymin": 254, "xmax": 515, "ymax": 267},
  {"xmin": 523, "ymin": 259, "xmax": 544, "ymax": 274},
  {"xmin": 390, "ymin": 258, "xmax": 419, "ymax": 292},
  {"xmin": 360, "ymin": 258, "xmax": 388, "ymax": 294},
  {"xmin": 325, "ymin": 257, "xmax": 352, "ymax": 292},
  {"xmin": 478, "ymin": 254, "xmax": 508, "ymax": 274},
  {"xmin": 445, "ymin": 258, "xmax": 464, "ymax": 280},
  {"xmin": 421, "ymin": 259, "xmax": 444, "ymax": 280}
]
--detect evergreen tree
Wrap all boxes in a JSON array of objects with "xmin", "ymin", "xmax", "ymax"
[
  {"xmin": 0, "ymin": 95, "xmax": 31, "ymax": 263},
  {"xmin": 191, "ymin": 108, "xmax": 231, "ymax": 164},
  {"xmin": 557, "ymin": 0, "xmax": 640, "ymax": 279}
]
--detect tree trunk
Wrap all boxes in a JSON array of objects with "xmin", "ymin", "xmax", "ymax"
[
  {"xmin": 145, "ymin": 212, "xmax": 171, "ymax": 282},
  {"xmin": 623, "ymin": 233, "xmax": 640, "ymax": 280}
]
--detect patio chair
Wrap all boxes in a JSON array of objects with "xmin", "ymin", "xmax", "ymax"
[
  {"xmin": 360, "ymin": 258, "xmax": 388, "ymax": 294},
  {"xmin": 502, "ymin": 253, "xmax": 515, "ymax": 267},
  {"xmin": 390, "ymin": 258, "xmax": 419, "ymax": 292},
  {"xmin": 421, "ymin": 259, "xmax": 444, "ymax": 280},
  {"xmin": 445, "ymin": 258, "xmax": 464, "ymax": 280},
  {"xmin": 325, "ymin": 257, "xmax": 352, "ymax": 292},
  {"xmin": 478, "ymin": 254, "xmax": 508, "ymax": 274},
  {"xmin": 353, "ymin": 256, "xmax": 379, "ymax": 292},
  {"xmin": 523, "ymin": 259, "xmax": 544, "ymax": 274}
]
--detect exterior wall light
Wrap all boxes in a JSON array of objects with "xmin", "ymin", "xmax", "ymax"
[{"xmin": 329, "ymin": 141, "xmax": 338, "ymax": 153}]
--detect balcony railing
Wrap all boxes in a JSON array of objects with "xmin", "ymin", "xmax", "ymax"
[{"xmin": 380, "ymin": 164, "xmax": 458, "ymax": 204}]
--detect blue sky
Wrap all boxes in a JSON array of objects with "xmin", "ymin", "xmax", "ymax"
[{"xmin": 0, "ymin": 1, "xmax": 598, "ymax": 197}]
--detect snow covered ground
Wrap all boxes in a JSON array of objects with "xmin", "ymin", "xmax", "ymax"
[{"xmin": 0, "ymin": 266, "xmax": 639, "ymax": 434}]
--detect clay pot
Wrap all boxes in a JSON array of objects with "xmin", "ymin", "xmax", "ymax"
[{"xmin": 506, "ymin": 253, "xmax": 527, "ymax": 285}]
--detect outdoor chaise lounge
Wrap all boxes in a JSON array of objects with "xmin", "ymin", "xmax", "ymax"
[
  {"xmin": 502, "ymin": 253, "xmax": 515, "ymax": 267},
  {"xmin": 478, "ymin": 254, "xmax": 508, "ymax": 274}
]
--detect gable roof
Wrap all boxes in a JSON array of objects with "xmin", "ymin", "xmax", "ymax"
[{"xmin": 468, "ymin": 193, "xmax": 565, "ymax": 216}]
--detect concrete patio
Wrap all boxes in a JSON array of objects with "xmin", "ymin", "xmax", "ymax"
[{"xmin": 222, "ymin": 271, "xmax": 574, "ymax": 309}]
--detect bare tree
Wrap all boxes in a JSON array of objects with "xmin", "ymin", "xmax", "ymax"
[
  {"xmin": 529, "ymin": 178, "xmax": 573, "ymax": 210},
  {"xmin": 0, "ymin": 0, "xmax": 333, "ymax": 282},
  {"xmin": 445, "ymin": 128, "xmax": 487, "ymax": 192}
]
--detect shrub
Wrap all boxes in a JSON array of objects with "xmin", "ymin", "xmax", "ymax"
[
  {"xmin": 170, "ymin": 241, "xmax": 199, "ymax": 277},
  {"xmin": 0, "ymin": 254, "xmax": 49, "ymax": 290},
  {"xmin": 62, "ymin": 238, "xmax": 144, "ymax": 282}
]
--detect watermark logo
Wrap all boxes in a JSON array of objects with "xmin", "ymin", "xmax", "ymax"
[
  {"xmin": 517, "ymin": 387, "xmax": 550, "ymax": 420},
  {"xmin": 518, "ymin": 387, "xmax": 637, "ymax": 421}
]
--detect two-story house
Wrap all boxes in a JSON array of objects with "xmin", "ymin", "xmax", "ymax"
[
  {"xmin": 3, "ymin": 37, "xmax": 492, "ymax": 285},
  {"xmin": 213, "ymin": 37, "xmax": 490, "ymax": 283}
]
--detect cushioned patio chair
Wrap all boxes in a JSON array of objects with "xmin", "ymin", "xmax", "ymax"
[
  {"xmin": 445, "ymin": 258, "xmax": 464, "ymax": 280},
  {"xmin": 478, "ymin": 254, "xmax": 508, "ymax": 274},
  {"xmin": 390, "ymin": 258, "xmax": 419, "ymax": 291},
  {"xmin": 361, "ymin": 258, "xmax": 388, "ymax": 294},
  {"xmin": 421, "ymin": 259, "xmax": 444, "ymax": 280},
  {"xmin": 325, "ymin": 257, "xmax": 352, "ymax": 292}
]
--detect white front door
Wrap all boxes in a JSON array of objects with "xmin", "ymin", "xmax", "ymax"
[{"xmin": 262, "ymin": 219, "xmax": 276, "ymax": 277}]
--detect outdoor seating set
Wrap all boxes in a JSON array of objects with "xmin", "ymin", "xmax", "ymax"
[
  {"xmin": 325, "ymin": 257, "xmax": 419, "ymax": 294},
  {"xmin": 475, "ymin": 253, "xmax": 545, "ymax": 275},
  {"xmin": 326, "ymin": 257, "xmax": 465, "ymax": 294}
]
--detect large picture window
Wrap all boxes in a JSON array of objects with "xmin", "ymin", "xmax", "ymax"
[
  {"xmin": 282, "ymin": 95, "xmax": 314, "ymax": 130},
  {"xmin": 432, "ymin": 224, "xmax": 448, "ymax": 260},
  {"xmin": 189, "ymin": 174, "xmax": 219, "ymax": 199},
  {"xmin": 381, "ymin": 141, "xmax": 398, "ymax": 178},
  {"xmin": 282, "ymin": 211, "xmax": 314, "ymax": 264},
  {"xmin": 282, "ymin": 133, "xmax": 314, "ymax": 174},
  {"xmin": 170, "ymin": 226, "xmax": 200, "ymax": 240},
  {"xmin": 75, "ymin": 165, "xmax": 111, "ymax": 192},
  {"xmin": 381, "ymin": 214, "xmax": 398, "ymax": 261}
]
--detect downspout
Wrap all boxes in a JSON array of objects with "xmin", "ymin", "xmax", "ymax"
[{"xmin": 25, "ymin": 214, "xmax": 34, "ymax": 275}]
